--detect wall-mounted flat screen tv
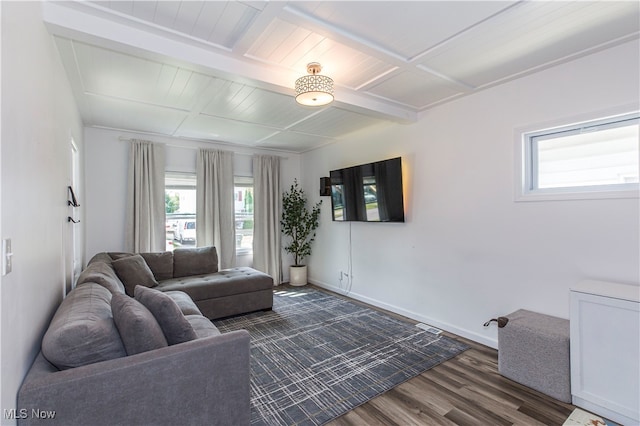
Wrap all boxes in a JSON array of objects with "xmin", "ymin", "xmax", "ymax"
[{"xmin": 330, "ymin": 157, "xmax": 405, "ymax": 222}]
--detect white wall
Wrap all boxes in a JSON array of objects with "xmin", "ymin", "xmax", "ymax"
[
  {"xmin": 84, "ymin": 127, "xmax": 300, "ymax": 279},
  {"xmin": 303, "ymin": 40, "xmax": 640, "ymax": 348},
  {"xmin": 0, "ymin": 2, "xmax": 84, "ymax": 422}
]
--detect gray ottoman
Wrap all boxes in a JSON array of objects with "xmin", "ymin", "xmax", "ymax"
[{"xmin": 498, "ymin": 309, "xmax": 571, "ymax": 403}]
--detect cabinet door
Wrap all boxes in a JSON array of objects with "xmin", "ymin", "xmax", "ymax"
[{"xmin": 570, "ymin": 291, "xmax": 640, "ymax": 424}]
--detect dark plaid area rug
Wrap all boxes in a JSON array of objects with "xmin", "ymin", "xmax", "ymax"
[{"xmin": 214, "ymin": 286, "xmax": 469, "ymax": 426}]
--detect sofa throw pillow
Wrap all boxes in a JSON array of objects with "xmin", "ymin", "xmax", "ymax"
[
  {"xmin": 173, "ymin": 246, "xmax": 218, "ymax": 278},
  {"xmin": 111, "ymin": 293, "xmax": 168, "ymax": 355},
  {"xmin": 140, "ymin": 252, "xmax": 174, "ymax": 281},
  {"xmin": 134, "ymin": 286, "xmax": 198, "ymax": 345},
  {"xmin": 112, "ymin": 254, "xmax": 158, "ymax": 296}
]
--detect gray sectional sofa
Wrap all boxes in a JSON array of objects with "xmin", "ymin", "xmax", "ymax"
[
  {"xmin": 17, "ymin": 246, "xmax": 274, "ymax": 425},
  {"xmin": 92, "ymin": 246, "xmax": 274, "ymax": 319}
]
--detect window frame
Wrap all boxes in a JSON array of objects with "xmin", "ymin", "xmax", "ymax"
[{"xmin": 515, "ymin": 109, "xmax": 640, "ymax": 202}]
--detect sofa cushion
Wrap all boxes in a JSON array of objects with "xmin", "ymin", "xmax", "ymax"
[
  {"xmin": 41, "ymin": 284, "xmax": 126, "ymax": 370},
  {"xmin": 111, "ymin": 293, "xmax": 168, "ymax": 355},
  {"xmin": 156, "ymin": 267, "xmax": 273, "ymax": 302},
  {"xmin": 112, "ymin": 254, "xmax": 158, "ymax": 296},
  {"xmin": 186, "ymin": 315, "xmax": 221, "ymax": 339},
  {"xmin": 134, "ymin": 286, "xmax": 198, "ymax": 345},
  {"xmin": 173, "ymin": 246, "xmax": 218, "ymax": 278},
  {"xmin": 76, "ymin": 260, "xmax": 125, "ymax": 294},
  {"xmin": 164, "ymin": 291, "xmax": 202, "ymax": 315}
]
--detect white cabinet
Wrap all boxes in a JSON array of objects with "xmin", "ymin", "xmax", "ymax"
[{"xmin": 570, "ymin": 280, "xmax": 640, "ymax": 425}]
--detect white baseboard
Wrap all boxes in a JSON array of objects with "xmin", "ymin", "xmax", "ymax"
[{"xmin": 310, "ymin": 279, "xmax": 498, "ymax": 349}]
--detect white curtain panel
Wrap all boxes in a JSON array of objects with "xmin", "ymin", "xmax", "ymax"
[
  {"xmin": 125, "ymin": 140, "xmax": 166, "ymax": 253},
  {"xmin": 252, "ymin": 155, "xmax": 282, "ymax": 284},
  {"xmin": 196, "ymin": 148, "xmax": 236, "ymax": 269}
]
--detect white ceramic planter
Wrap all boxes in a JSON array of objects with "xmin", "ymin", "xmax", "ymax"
[{"xmin": 289, "ymin": 265, "xmax": 308, "ymax": 286}]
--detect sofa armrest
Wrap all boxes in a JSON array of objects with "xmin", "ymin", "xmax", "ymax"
[{"xmin": 18, "ymin": 330, "xmax": 250, "ymax": 426}]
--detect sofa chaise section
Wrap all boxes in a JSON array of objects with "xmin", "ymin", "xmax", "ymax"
[{"xmin": 156, "ymin": 267, "xmax": 273, "ymax": 319}]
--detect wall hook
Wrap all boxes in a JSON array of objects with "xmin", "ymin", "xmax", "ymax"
[
  {"xmin": 68, "ymin": 186, "xmax": 80, "ymax": 207},
  {"xmin": 67, "ymin": 217, "xmax": 80, "ymax": 224}
]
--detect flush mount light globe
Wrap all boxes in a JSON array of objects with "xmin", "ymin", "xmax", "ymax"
[{"xmin": 295, "ymin": 62, "xmax": 334, "ymax": 106}]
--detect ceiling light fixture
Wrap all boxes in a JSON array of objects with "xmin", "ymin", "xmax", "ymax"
[{"xmin": 295, "ymin": 62, "xmax": 334, "ymax": 106}]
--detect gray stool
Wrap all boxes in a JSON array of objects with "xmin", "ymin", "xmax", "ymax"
[{"xmin": 498, "ymin": 309, "xmax": 571, "ymax": 402}]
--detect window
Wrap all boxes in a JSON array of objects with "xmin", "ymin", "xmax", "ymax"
[
  {"xmin": 234, "ymin": 177, "xmax": 254, "ymax": 255},
  {"xmin": 165, "ymin": 172, "xmax": 197, "ymax": 251},
  {"xmin": 517, "ymin": 112, "xmax": 639, "ymax": 201},
  {"xmin": 165, "ymin": 173, "xmax": 254, "ymax": 255}
]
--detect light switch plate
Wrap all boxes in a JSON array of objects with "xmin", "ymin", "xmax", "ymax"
[{"xmin": 2, "ymin": 239, "xmax": 12, "ymax": 275}]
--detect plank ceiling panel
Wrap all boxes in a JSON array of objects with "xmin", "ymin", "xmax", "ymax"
[
  {"xmin": 192, "ymin": 2, "xmax": 226, "ymax": 41},
  {"xmin": 248, "ymin": 18, "xmax": 393, "ymax": 90},
  {"xmin": 90, "ymin": 1, "xmax": 110, "ymax": 9},
  {"xmin": 339, "ymin": 57, "xmax": 395, "ymax": 91},
  {"xmin": 130, "ymin": 1, "xmax": 157, "ymax": 21},
  {"xmin": 282, "ymin": 33, "xmax": 326, "ymax": 73},
  {"xmin": 201, "ymin": 81, "xmax": 260, "ymax": 115},
  {"xmin": 74, "ymin": 42, "xmax": 208, "ymax": 111},
  {"xmin": 272, "ymin": 26, "xmax": 319, "ymax": 66},
  {"xmin": 104, "ymin": 0, "xmax": 134, "ymax": 16},
  {"xmin": 74, "ymin": 42, "xmax": 164, "ymax": 101},
  {"xmin": 258, "ymin": 130, "xmax": 333, "ymax": 152},
  {"xmin": 419, "ymin": 1, "xmax": 640, "ymax": 87},
  {"xmin": 164, "ymin": 70, "xmax": 212, "ymax": 111},
  {"xmin": 291, "ymin": 1, "xmax": 516, "ymax": 59},
  {"xmin": 210, "ymin": 1, "xmax": 261, "ymax": 48},
  {"xmin": 85, "ymin": 96, "xmax": 187, "ymax": 135},
  {"xmin": 203, "ymin": 87, "xmax": 313, "ymax": 128},
  {"xmin": 176, "ymin": 114, "xmax": 278, "ymax": 144},
  {"xmin": 152, "ymin": 1, "xmax": 181, "ymax": 28},
  {"xmin": 246, "ymin": 17, "xmax": 304, "ymax": 61},
  {"xmin": 54, "ymin": 37, "xmax": 97, "ymax": 124},
  {"xmin": 291, "ymin": 108, "xmax": 388, "ymax": 138},
  {"xmin": 172, "ymin": 1, "xmax": 204, "ymax": 36},
  {"xmin": 367, "ymin": 70, "xmax": 464, "ymax": 109}
]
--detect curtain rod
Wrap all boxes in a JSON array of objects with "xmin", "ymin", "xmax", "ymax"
[{"xmin": 117, "ymin": 136, "xmax": 289, "ymax": 159}]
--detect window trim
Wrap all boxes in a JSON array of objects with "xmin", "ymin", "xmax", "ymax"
[{"xmin": 515, "ymin": 108, "xmax": 640, "ymax": 202}]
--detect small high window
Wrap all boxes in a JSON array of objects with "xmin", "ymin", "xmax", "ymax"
[{"xmin": 517, "ymin": 112, "xmax": 639, "ymax": 201}]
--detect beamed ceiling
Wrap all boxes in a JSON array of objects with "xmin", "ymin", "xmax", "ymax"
[{"xmin": 44, "ymin": 1, "xmax": 639, "ymax": 153}]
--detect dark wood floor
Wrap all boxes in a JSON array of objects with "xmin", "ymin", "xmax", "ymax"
[{"xmin": 314, "ymin": 286, "xmax": 576, "ymax": 426}]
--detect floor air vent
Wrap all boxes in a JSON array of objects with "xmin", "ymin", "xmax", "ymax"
[{"xmin": 416, "ymin": 323, "xmax": 442, "ymax": 335}]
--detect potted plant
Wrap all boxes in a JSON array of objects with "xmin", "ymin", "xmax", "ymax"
[{"xmin": 281, "ymin": 179, "xmax": 322, "ymax": 286}]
